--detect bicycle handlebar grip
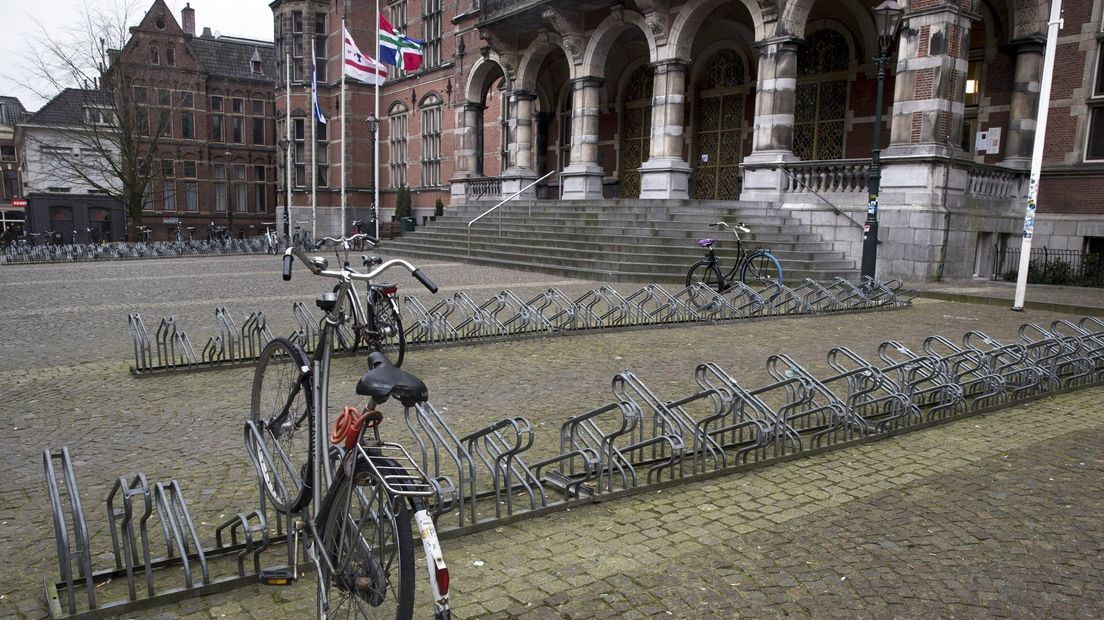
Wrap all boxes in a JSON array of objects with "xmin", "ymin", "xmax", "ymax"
[
  {"xmin": 412, "ymin": 269, "xmax": 438, "ymax": 294},
  {"xmin": 282, "ymin": 254, "xmax": 293, "ymax": 281}
]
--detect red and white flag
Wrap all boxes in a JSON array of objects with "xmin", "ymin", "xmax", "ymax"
[{"xmin": 344, "ymin": 27, "xmax": 387, "ymax": 85}]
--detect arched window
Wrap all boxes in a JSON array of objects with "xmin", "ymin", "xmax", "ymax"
[
  {"xmin": 420, "ymin": 93, "xmax": 443, "ymax": 187},
  {"xmin": 388, "ymin": 102, "xmax": 409, "ymax": 188},
  {"xmin": 166, "ymin": 45, "xmax": 176, "ymax": 67},
  {"xmin": 794, "ymin": 29, "xmax": 850, "ymax": 160},
  {"xmin": 150, "ymin": 44, "xmax": 160, "ymax": 65}
]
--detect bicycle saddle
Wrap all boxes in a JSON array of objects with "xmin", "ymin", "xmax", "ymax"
[
  {"xmin": 356, "ymin": 352, "xmax": 428, "ymax": 407},
  {"xmin": 697, "ymin": 238, "xmax": 715, "ymax": 247}
]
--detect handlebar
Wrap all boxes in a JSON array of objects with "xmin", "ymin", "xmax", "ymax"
[
  {"xmin": 709, "ymin": 221, "xmax": 750, "ymax": 234},
  {"xmin": 282, "ymin": 246, "xmax": 437, "ymax": 293},
  {"xmin": 313, "ymin": 233, "xmax": 379, "ymax": 250}
]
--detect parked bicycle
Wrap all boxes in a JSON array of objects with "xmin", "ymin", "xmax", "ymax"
[
  {"xmin": 249, "ymin": 234, "xmax": 449, "ymax": 619},
  {"xmin": 686, "ymin": 221, "xmax": 783, "ymax": 306},
  {"xmin": 293, "ymin": 220, "xmax": 315, "ymax": 251},
  {"xmin": 261, "ymin": 221, "xmax": 280, "ymax": 254}
]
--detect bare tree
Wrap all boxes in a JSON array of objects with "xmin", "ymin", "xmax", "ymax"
[{"xmin": 19, "ymin": 0, "xmax": 172, "ymax": 240}]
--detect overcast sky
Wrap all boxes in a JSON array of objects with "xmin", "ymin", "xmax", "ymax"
[{"xmin": 0, "ymin": 0, "xmax": 274, "ymax": 111}]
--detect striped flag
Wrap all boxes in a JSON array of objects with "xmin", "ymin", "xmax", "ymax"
[
  {"xmin": 344, "ymin": 27, "xmax": 387, "ymax": 85},
  {"xmin": 379, "ymin": 13, "xmax": 424, "ymax": 72}
]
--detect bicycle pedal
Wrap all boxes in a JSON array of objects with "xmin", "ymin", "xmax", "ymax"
[{"xmin": 259, "ymin": 567, "xmax": 298, "ymax": 586}]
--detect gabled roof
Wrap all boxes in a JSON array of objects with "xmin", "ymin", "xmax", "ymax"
[
  {"xmin": 0, "ymin": 96, "xmax": 27, "ymax": 125},
  {"xmin": 25, "ymin": 89, "xmax": 112, "ymax": 126},
  {"xmin": 190, "ymin": 34, "xmax": 277, "ymax": 83}
]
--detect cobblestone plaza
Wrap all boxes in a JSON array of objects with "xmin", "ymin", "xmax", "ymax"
[{"xmin": 2, "ymin": 256, "xmax": 1103, "ymax": 618}]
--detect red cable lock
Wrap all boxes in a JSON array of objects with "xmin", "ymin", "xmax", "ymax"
[{"xmin": 330, "ymin": 406, "xmax": 382, "ymax": 450}]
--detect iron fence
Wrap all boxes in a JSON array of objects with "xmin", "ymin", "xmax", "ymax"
[{"xmin": 992, "ymin": 246, "xmax": 1104, "ymax": 288}]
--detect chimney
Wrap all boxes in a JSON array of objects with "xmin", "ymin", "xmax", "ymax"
[
  {"xmin": 201, "ymin": 27, "xmax": 214, "ymax": 39},
  {"xmin": 182, "ymin": 3, "xmax": 195, "ymax": 36}
]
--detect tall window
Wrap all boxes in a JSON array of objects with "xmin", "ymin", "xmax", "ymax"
[
  {"xmin": 292, "ymin": 10, "xmax": 304, "ymax": 82},
  {"xmin": 182, "ymin": 111, "xmax": 195, "ymax": 139},
  {"xmin": 211, "ymin": 95, "xmax": 224, "ymax": 142},
  {"xmin": 315, "ymin": 13, "xmax": 328, "ymax": 81},
  {"xmin": 232, "ymin": 98, "xmax": 245, "ymax": 144},
  {"xmin": 388, "ymin": 104, "xmax": 408, "ymax": 188},
  {"xmin": 252, "ymin": 100, "xmax": 265, "ymax": 145},
  {"xmin": 1087, "ymin": 42, "xmax": 1104, "ymax": 160},
  {"xmin": 293, "ymin": 117, "xmax": 306, "ymax": 187},
  {"xmin": 232, "ymin": 165, "xmax": 247, "ymax": 212},
  {"xmin": 166, "ymin": 46, "xmax": 176, "ymax": 66},
  {"xmin": 254, "ymin": 165, "xmax": 267, "ymax": 212},
  {"xmin": 214, "ymin": 164, "xmax": 227, "ymax": 211},
  {"xmin": 389, "ymin": 1, "xmax": 409, "ymax": 78},
  {"xmin": 422, "ymin": 0, "xmax": 442, "ymax": 68},
  {"xmin": 162, "ymin": 160, "xmax": 175, "ymax": 211},
  {"xmin": 794, "ymin": 29, "xmax": 850, "ymax": 161},
  {"xmin": 420, "ymin": 94, "xmax": 443, "ymax": 187},
  {"xmin": 183, "ymin": 161, "xmax": 198, "ymax": 212},
  {"xmin": 316, "ymin": 118, "xmax": 329, "ymax": 188},
  {"xmin": 150, "ymin": 45, "xmax": 160, "ymax": 65},
  {"xmin": 3, "ymin": 170, "xmax": 20, "ymax": 199}
]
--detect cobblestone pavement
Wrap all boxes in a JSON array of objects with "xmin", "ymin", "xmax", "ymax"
[{"xmin": 2, "ymin": 256, "xmax": 1103, "ymax": 618}]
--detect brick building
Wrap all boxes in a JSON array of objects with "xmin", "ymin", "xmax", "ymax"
[
  {"xmin": 17, "ymin": 0, "xmax": 279, "ymax": 243},
  {"xmin": 0, "ymin": 96, "xmax": 27, "ymax": 239},
  {"xmin": 279, "ymin": 0, "xmax": 1104, "ymax": 280}
]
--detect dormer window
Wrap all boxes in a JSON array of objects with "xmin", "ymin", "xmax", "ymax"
[
  {"xmin": 85, "ymin": 107, "xmax": 113, "ymax": 125},
  {"xmin": 150, "ymin": 44, "xmax": 160, "ymax": 64},
  {"xmin": 250, "ymin": 49, "xmax": 263, "ymax": 74}
]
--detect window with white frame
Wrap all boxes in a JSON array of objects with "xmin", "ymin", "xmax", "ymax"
[
  {"xmin": 254, "ymin": 165, "xmax": 267, "ymax": 212},
  {"xmin": 214, "ymin": 163, "xmax": 227, "ymax": 211},
  {"xmin": 293, "ymin": 117, "xmax": 306, "ymax": 187},
  {"xmin": 389, "ymin": 0, "xmax": 409, "ymax": 78},
  {"xmin": 422, "ymin": 0, "xmax": 442, "ymax": 68},
  {"xmin": 420, "ymin": 94, "xmax": 442, "ymax": 187},
  {"xmin": 232, "ymin": 165, "xmax": 247, "ymax": 212},
  {"xmin": 388, "ymin": 104, "xmax": 408, "ymax": 188}
]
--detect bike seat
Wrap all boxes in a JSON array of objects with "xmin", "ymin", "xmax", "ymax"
[
  {"xmin": 356, "ymin": 352, "xmax": 428, "ymax": 407},
  {"xmin": 697, "ymin": 238, "xmax": 715, "ymax": 247}
]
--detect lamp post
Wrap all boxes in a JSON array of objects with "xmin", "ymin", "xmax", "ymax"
[
  {"xmin": 365, "ymin": 114, "xmax": 379, "ymax": 238},
  {"xmin": 862, "ymin": 0, "xmax": 904, "ymax": 281},
  {"xmin": 278, "ymin": 137, "xmax": 291, "ymax": 240},
  {"xmin": 224, "ymin": 149, "xmax": 235, "ymax": 238}
]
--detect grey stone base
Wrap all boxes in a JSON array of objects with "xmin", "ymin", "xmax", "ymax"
[
  {"xmin": 562, "ymin": 164, "xmax": 605, "ymax": 200},
  {"xmin": 638, "ymin": 158, "xmax": 691, "ymax": 200},
  {"xmin": 501, "ymin": 168, "xmax": 539, "ymax": 199}
]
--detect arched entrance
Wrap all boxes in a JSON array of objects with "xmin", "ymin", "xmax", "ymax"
[
  {"xmin": 619, "ymin": 65, "xmax": 653, "ymax": 198},
  {"xmin": 692, "ymin": 49, "xmax": 747, "ymax": 199},
  {"xmin": 794, "ymin": 29, "xmax": 850, "ymax": 160}
]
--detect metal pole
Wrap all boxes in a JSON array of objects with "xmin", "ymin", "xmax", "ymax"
[
  {"xmin": 374, "ymin": 0, "xmax": 381, "ymax": 241},
  {"xmin": 1013, "ymin": 0, "xmax": 1062, "ymax": 310},
  {"xmin": 340, "ymin": 16, "xmax": 347, "ymax": 238},
  {"xmin": 311, "ymin": 37, "xmax": 318, "ymax": 241},
  {"xmin": 285, "ymin": 53, "xmax": 292, "ymax": 241},
  {"xmin": 861, "ymin": 46, "xmax": 890, "ymax": 281}
]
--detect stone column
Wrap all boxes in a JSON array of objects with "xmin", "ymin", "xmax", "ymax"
[
  {"xmin": 639, "ymin": 60, "xmax": 691, "ymax": 199},
  {"xmin": 562, "ymin": 77, "xmax": 605, "ymax": 200},
  {"xmin": 1002, "ymin": 37, "xmax": 1045, "ymax": 170},
  {"xmin": 501, "ymin": 90, "xmax": 538, "ymax": 197},
  {"xmin": 450, "ymin": 102, "xmax": 484, "ymax": 204},
  {"xmin": 739, "ymin": 37, "xmax": 799, "ymax": 202}
]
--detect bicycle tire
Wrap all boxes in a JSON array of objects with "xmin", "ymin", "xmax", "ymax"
[
  {"xmin": 740, "ymin": 250, "xmax": 784, "ymax": 287},
  {"xmin": 250, "ymin": 337, "xmax": 314, "ymax": 513},
  {"xmin": 368, "ymin": 290, "xmax": 406, "ymax": 368},
  {"xmin": 685, "ymin": 260, "xmax": 724, "ymax": 309},
  {"xmin": 319, "ymin": 459, "xmax": 415, "ymax": 619}
]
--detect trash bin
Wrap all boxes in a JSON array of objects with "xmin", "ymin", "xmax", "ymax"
[{"xmin": 401, "ymin": 217, "xmax": 416, "ymax": 232}]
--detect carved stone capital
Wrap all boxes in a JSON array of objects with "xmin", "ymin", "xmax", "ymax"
[{"xmin": 540, "ymin": 8, "xmax": 585, "ymax": 65}]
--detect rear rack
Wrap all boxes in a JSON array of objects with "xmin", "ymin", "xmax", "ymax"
[{"xmin": 357, "ymin": 442, "xmax": 438, "ymax": 498}]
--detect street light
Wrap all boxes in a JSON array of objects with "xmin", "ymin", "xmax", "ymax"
[
  {"xmin": 861, "ymin": 0, "xmax": 904, "ymax": 281},
  {"xmin": 277, "ymin": 137, "xmax": 291, "ymax": 239},
  {"xmin": 225, "ymin": 149, "xmax": 235, "ymax": 238},
  {"xmin": 365, "ymin": 115, "xmax": 379, "ymax": 238}
]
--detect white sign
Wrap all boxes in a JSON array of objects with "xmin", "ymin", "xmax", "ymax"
[
  {"xmin": 975, "ymin": 130, "xmax": 989, "ymax": 152},
  {"xmin": 987, "ymin": 127, "xmax": 1002, "ymax": 154}
]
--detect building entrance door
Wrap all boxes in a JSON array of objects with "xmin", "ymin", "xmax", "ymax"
[
  {"xmin": 619, "ymin": 66, "xmax": 653, "ymax": 198},
  {"xmin": 693, "ymin": 50, "xmax": 746, "ymax": 200}
]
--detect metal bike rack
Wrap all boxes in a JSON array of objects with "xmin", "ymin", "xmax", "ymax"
[{"xmin": 128, "ymin": 279, "xmax": 918, "ymax": 374}]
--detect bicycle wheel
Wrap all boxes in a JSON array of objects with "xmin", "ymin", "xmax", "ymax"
[
  {"xmin": 319, "ymin": 460, "xmax": 415, "ymax": 619},
  {"xmin": 250, "ymin": 337, "xmax": 314, "ymax": 513},
  {"xmin": 740, "ymin": 250, "xmax": 784, "ymax": 287},
  {"xmin": 685, "ymin": 260, "xmax": 724, "ymax": 309},
  {"xmin": 368, "ymin": 290, "xmax": 405, "ymax": 368}
]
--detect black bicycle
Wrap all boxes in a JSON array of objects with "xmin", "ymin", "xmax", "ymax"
[{"xmin": 685, "ymin": 221, "xmax": 783, "ymax": 306}]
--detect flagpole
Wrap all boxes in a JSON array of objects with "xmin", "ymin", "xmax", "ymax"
[
  {"xmin": 311, "ymin": 37, "xmax": 317, "ymax": 241},
  {"xmin": 285, "ymin": 53, "xmax": 292, "ymax": 243},
  {"xmin": 374, "ymin": 0, "xmax": 381, "ymax": 241},
  {"xmin": 340, "ymin": 14, "xmax": 347, "ymax": 238}
]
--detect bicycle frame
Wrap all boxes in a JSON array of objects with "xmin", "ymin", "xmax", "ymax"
[
  {"xmin": 279, "ymin": 242, "xmax": 449, "ymax": 619},
  {"xmin": 700, "ymin": 223, "xmax": 749, "ymax": 288}
]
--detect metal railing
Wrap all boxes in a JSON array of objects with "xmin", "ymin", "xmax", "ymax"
[
  {"xmin": 466, "ymin": 170, "xmax": 556, "ymax": 255},
  {"xmin": 992, "ymin": 246, "xmax": 1104, "ymax": 288}
]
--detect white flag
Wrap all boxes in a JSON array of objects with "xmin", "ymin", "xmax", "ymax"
[{"xmin": 344, "ymin": 27, "xmax": 387, "ymax": 86}]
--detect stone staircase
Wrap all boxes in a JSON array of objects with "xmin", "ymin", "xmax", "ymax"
[{"xmin": 382, "ymin": 200, "xmax": 859, "ymax": 284}]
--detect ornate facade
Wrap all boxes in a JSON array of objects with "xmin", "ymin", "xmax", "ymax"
[{"xmin": 276, "ymin": 0, "xmax": 1104, "ymax": 279}]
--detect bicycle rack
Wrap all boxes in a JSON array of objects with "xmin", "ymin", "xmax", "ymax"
[
  {"xmin": 50, "ymin": 315, "xmax": 1104, "ymax": 617},
  {"xmin": 154, "ymin": 318, "xmax": 198, "ymax": 369},
  {"xmin": 128, "ymin": 279, "xmax": 918, "ymax": 374}
]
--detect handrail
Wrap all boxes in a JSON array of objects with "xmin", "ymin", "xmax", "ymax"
[
  {"xmin": 466, "ymin": 170, "xmax": 557, "ymax": 256},
  {"xmin": 776, "ymin": 166, "xmax": 865, "ymax": 229}
]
